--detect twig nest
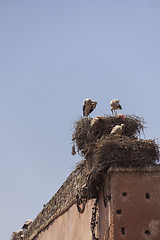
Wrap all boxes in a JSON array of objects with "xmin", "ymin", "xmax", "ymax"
[
  {"xmin": 92, "ymin": 135, "xmax": 159, "ymax": 167},
  {"xmin": 72, "ymin": 115, "xmax": 145, "ymax": 156}
]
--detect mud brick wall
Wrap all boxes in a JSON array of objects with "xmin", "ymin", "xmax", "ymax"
[
  {"xmin": 24, "ymin": 165, "xmax": 160, "ymax": 240},
  {"xmin": 99, "ymin": 166, "xmax": 160, "ymax": 240},
  {"xmin": 24, "ymin": 161, "xmax": 87, "ymax": 240}
]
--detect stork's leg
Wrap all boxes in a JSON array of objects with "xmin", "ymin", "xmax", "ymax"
[{"xmin": 111, "ymin": 109, "xmax": 114, "ymax": 116}]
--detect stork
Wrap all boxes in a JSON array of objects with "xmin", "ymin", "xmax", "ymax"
[
  {"xmin": 110, "ymin": 99, "xmax": 122, "ymax": 116},
  {"xmin": 83, "ymin": 98, "xmax": 97, "ymax": 117},
  {"xmin": 22, "ymin": 219, "xmax": 32, "ymax": 231},
  {"xmin": 110, "ymin": 124, "xmax": 125, "ymax": 135},
  {"xmin": 12, "ymin": 230, "xmax": 24, "ymax": 239}
]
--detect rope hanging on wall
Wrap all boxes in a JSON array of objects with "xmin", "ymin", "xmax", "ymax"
[
  {"xmin": 76, "ymin": 194, "xmax": 86, "ymax": 214},
  {"xmin": 91, "ymin": 198, "xmax": 99, "ymax": 240}
]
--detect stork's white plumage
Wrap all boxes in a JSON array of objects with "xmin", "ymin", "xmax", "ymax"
[
  {"xmin": 83, "ymin": 98, "xmax": 97, "ymax": 117},
  {"xmin": 110, "ymin": 99, "xmax": 122, "ymax": 116},
  {"xmin": 110, "ymin": 124, "xmax": 125, "ymax": 135},
  {"xmin": 12, "ymin": 230, "xmax": 24, "ymax": 239},
  {"xmin": 90, "ymin": 116, "xmax": 102, "ymax": 126}
]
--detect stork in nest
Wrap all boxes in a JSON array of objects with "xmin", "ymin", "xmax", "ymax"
[{"xmin": 110, "ymin": 124, "xmax": 125, "ymax": 135}]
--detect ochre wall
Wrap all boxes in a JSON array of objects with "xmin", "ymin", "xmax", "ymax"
[
  {"xmin": 108, "ymin": 167, "xmax": 160, "ymax": 239},
  {"xmin": 98, "ymin": 176, "xmax": 110, "ymax": 240},
  {"xmin": 34, "ymin": 199, "xmax": 95, "ymax": 240},
  {"xmin": 96, "ymin": 167, "xmax": 160, "ymax": 240},
  {"xmin": 26, "ymin": 166, "xmax": 160, "ymax": 240}
]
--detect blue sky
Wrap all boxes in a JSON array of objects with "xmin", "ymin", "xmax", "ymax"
[{"xmin": 0, "ymin": 0, "xmax": 160, "ymax": 238}]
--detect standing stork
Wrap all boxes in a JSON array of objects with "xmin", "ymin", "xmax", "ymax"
[
  {"xmin": 110, "ymin": 99, "xmax": 122, "ymax": 116},
  {"xmin": 83, "ymin": 98, "xmax": 97, "ymax": 117}
]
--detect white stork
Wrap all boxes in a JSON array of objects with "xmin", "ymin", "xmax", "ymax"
[
  {"xmin": 110, "ymin": 124, "xmax": 125, "ymax": 135},
  {"xmin": 110, "ymin": 99, "xmax": 122, "ymax": 116},
  {"xmin": 83, "ymin": 98, "xmax": 97, "ymax": 117},
  {"xmin": 22, "ymin": 219, "xmax": 32, "ymax": 231},
  {"xmin": 12, "ymin": 230, "xmax": 24, "ymax": 239}
]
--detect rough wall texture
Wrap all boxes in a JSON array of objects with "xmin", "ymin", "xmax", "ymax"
[
  {"xmin": 24, "ymin": 161, "xmax": 87, "ymax": 240},
  {"xmin": 24, "ymin": 165, "xmax": 160, "ymax": 240},
  {"xmin": 104, "ymin": 166, "xmax": 160, "ymax": 240},
  {"xmin": 34, "ymin": 199, "xmax": 95, "ymax": 240}
]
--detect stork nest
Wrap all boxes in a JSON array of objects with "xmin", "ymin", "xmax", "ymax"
[
  {"xmin": 72, "ymin": 115, "xmax": 159, "ymax": 197},
  {"xmin": 72, "ymin": 115, "xmax": 144, "ymax": 156},
  {"xmin": 86, "ymin": 136, "xmax": 159, "ymax": 196},
  {"xmin": 92, "ymin": 135, "xmax": 159, "ymax": 167}
]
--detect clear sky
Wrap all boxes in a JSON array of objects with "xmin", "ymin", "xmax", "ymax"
[{"xmin": 0, "ymin": 0, "xmax": 160, "ymax": 238}]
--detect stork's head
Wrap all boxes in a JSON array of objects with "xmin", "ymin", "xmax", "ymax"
[
  {"xmin": 121, "ymin": 124, "xmax": 125, "ymax": 134},
  {"xmin": 92, "ymin": 101, "xmax": 97, "ymax": 109}
]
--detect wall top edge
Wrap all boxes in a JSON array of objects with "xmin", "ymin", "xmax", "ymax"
[{"xmin": 107, "ymin": 165, "xmax": 160, "ymax": 174}]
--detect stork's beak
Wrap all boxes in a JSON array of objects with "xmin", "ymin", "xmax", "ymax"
[
  {"xmin": 118, "ymin": 114, "xmax": 125, "ymax": 121},
  {"xmin": 122, "ymin": 115, "xmax": 125, "ymax": 121}
]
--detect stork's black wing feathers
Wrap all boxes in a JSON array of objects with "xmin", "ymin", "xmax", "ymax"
[
  {"xmin": 89, "ymin": 106, "xmax": 94, "ymax": 114},
  {"xmin": 118, "ymin": 104, "xmax": 122, "ymax": 110},
  {"xmin": 83, "ymin": 104, "xmax": 85, "ymax": 116},
  {"xmin": 22, "ymin": 224, "xmax": 27, "ymax": 230}
]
